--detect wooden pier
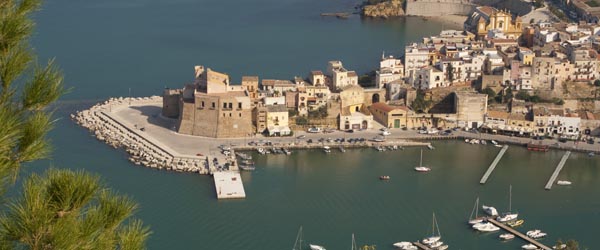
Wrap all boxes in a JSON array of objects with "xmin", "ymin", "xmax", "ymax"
[
  {"xmin": 545, "ymin": 151, "xmax": 571, "ymax": 190},
  {"xmin": 412, "ymin": 242, "xmax": 431, "ymax": 250},
  {"xmin": 487, "ymin": 218, "xmax": 551, "ymax": 250},
  {"xmin": 480, "ymin": 145, "xmax": 509, "ymax": 184}
]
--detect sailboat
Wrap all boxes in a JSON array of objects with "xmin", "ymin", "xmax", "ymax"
[
  {"xmin": 468, "ymin": 197, "xmax": 483, "ymax": 225},
  {"xmin": 422, "ymin": 213, "xmax": 441, "ymax": 245},
  {"xmin": 414, "ymin": 149, "xmax": 431, "ymax": 172},
  {"xmin": 292, "ymin": 226, "xmax": 303, "ymax": 250},
  {"xmin": 351, "ymin": 234, "xmax": 357, "ymax": 250},
  {"xmin": 497, "ymin": 185, "xmax": 518, "ymax": 222}
]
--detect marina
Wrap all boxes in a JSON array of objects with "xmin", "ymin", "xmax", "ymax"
[
  {"xmin": 480, "ymin": 145, "xmax": 509, "ymax": 184},
  {"xmin": 487, "ymin": 218, "xmax": 551, "ymax": 250},
  {"xmin": 545, "ymin": 151, "xmax": 571, "ymax": 190}
]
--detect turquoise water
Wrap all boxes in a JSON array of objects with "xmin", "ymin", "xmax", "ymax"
[{"xmin": 25, "ymin": 0, "xmax": 600, "ymax": 249}]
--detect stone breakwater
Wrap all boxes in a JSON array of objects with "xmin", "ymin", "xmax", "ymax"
[{"xmin": 71, "ymin": 96, "xmax": 209, "ymax": 174}]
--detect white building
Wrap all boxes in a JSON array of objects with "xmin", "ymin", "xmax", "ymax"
[
  {"xmin": 412, "ymin": 66, "xmax": 445, "ymax": 89},
  {"xmin": 327, "ymin": 61, "xmax": 358, "ymax": 91},
  {"xmin": 404, "ymin": 43, "xmax": 431, "ymax": 81},
  {"xmin": 375, "ymin": 55, "xmax": 404, "ymax": 89}
]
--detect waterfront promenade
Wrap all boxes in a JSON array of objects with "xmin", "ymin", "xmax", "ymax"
[{"xmin": 73, "ymin": 96, "xmax": 600, "ymax": 177}]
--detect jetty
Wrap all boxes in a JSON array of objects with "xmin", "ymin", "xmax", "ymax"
[
  {"xmin": 487, "ymin": 218, "xmax": 551, "ymax": 250},
  {"xmin": 412, "ymin": 242, "xmax": 431, "ymax": 250},
  {"xmin": 545, "ymin": 151, "xmax": 571, "ymax": 190},
  {"xmin": 320, "ymin": 12, "xmax": 350, "ymax": 18},
  {"xmin": 213, "ymin": 171, "xmax": 246, "ymax": 199},
  {"xmin": 480, "ymin": 145, "xmax": 509, "ymax": 184}
]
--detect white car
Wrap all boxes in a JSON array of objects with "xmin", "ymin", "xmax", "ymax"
[{"xmin": 381, "ymin": 131, "xmax": 391, "ymax": 136}]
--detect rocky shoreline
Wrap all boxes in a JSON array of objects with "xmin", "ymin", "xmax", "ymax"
[{"xmin": 362, "ymin": 0, "xmax": 405, "ymax": 18}]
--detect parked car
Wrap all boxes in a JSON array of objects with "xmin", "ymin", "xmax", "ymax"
[{"xmin": 296, "ymin": 135, "xmax": 306, "ymax": 139}]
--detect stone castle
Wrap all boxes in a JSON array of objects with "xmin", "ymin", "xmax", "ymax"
[{"xmin": 162, "ymin": 66, "xmax": 254, "ymax": 138}]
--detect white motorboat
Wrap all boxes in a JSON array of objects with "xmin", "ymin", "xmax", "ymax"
[
  {"xmin": 556, "ymin": 180, "xmax": 572, "ymax": 186},
  {"xmin": 465, "ymin": 139, "xmax": 470, "ymax": 143},
  {"xmin": 414, "ymin": 149, "xmax": 431, "ymax": 172},
  {"xmin": 474, "ymin": 223, "xmax": 500, "ymax": 232},
  {"xmin": 494, "ymin": 144, "xmax": 503, "ymax": 148},
  {"xmin": 522, "ymin": 244, "xmax": 538, "ymax": 249},
  {"xmin": 498, "ymin": 185, "xmax": 519, "ymax": 222},
  {"xmin": 283, "ymin": 148, "xmax": 292, "ymax": 155},
  {"xmin": 428, "ymin": 241, "xmax": 443, "ymax": 248},
  {"xmin": 468, "ymin": 197, "xmax": 483, "ymax": 225},
  {"xmin": 422, "ymin": 236, "xmax": 440, "ymax": 245},
  {"xmin": 427, "ymin": 144, "xmax": 435, "ymax": 150},
  {"xmin": 553, "ymin": 244, "xmax": 567, "ymax": 249},
  {"xmin": 482, "ymin": 205, "xmax": 498, "ymax": 216},
  {"xmin": 393, "ymin": 242, "xmax": 417, "ymax": 250},
  {"xmin": 323, "ymin": 146, "xmax": 331, "ymax": 153},
  {"xmin": 309, "ymin": 244, "xmax": 326, "ymax": 250},
  {"xmin": 491, "ymin": 140, "xmax": 498, "ymax": 145},
  {"xmin": 499, "ymin": 233, "xmax": 515, "ymax": 240},
  {"xmin": 527, "ymin": 230, "xmax": 547, "ymax": 239},
  {"xmin": 481, "ymin": 140, "xmax": 487, "ymax": 145},
  {"xmin": 436, "ymin": 245, "xmax": 449, "ymax": 250}
]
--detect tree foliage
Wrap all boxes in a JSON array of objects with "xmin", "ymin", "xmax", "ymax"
[
  {"xmin": 0, "ymin": 169, "xmax": 151, "ymax": 250},
  {"xmin": 0, "ymin": 0, "xmax": 150, "ymax": 249},
  {"xmin": 481, "ymin": 87, "xmax": 496, "ymax": 103},
  {"xmin": 411, "ymin": 89, "xmax": 431, "ymax": 113}
]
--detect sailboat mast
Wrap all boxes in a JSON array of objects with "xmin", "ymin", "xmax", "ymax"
[
  {"xmin": 431, "ymin": 213, "xmax": 435, "ymax": 237},
  {"xmin": 509, "ymin": 185, "xmax": 512, "ymax": 212},
  {"xmin": 420, "ymin": 149, "xmax": 423, "ymax": 167}
]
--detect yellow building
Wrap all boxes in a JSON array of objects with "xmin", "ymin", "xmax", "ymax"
[
  {"xmin": 369, "ymin": 102, "xmax": 413, "ymax": 128},
  {"xmin": 465, "ymin": 6, "xmax": 523, "ymax": 39},
  {"xmin": 338, "ymin": 85, "xmax": 373, "ymax": 130}
]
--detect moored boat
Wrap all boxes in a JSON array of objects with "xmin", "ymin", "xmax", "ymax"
[
  {"xmin": 497, "ymin": 185, "xmax": 519, "ymax": 222},
  {"xmin": 339, "ymin": 146, "xmax": 346, "ymax": 153},
  {"xmin": 379, "ymin": 175, "xmax": 390, "ymax": 180},
  {"xmin": 507, "ymin": 219, "xmax": 524, "ymax": 227},
  {"xmin": 468, "ymin": 197, "xmax": 483, "ymax": 225},
  {"xmin": 414, "ymin": 149, "xmax": 431, "ymax": 172},
  {"xmin": 556, "ymin": 180, "xmax": 572, "ymax": 185},
  {"xmin": 393, "ymin": 242, "xmax": 417, "ymax": 250},
  {"xmin": 482, "ymin": 205, "xmax": 498, "ymax": 216},
  {"xmin": 323, "ymin": 146, "xmax": 331, "ymax": 153},
  {"xmin": 522, "ymin": 244, "xmax": 538, "ymax": 250},
  {"xmin": 309, "ymin": 244, "xmax": 326, "ymax": 250},
  {"xmin": 499, "ymin": 233, "xmax": 515, "ymax": 240}
]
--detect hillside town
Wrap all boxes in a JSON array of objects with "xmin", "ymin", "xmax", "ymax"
[{"xmin": 162, "ymin": 5, "xmax": 600, "ymax": 143}]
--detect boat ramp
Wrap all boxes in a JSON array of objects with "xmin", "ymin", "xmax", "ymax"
[
  {"xmin": 480, "ymin": 145, "xmax": 509, "ymax": 184},
  {"xmin": 544, "ymin": 151, "xmax": 571, "ymax": 190},
  {"xmin": 487, "ymin": 218, "xmax": 551, "ymax": 250}
]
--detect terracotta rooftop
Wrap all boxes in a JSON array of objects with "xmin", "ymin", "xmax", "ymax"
[
  {"xmin": 370, "ymin": 102, "xmax": 409, "ymax": 113},
  {"xmin": 311, "ymin": 70, "xmax": 324, "ymax": 75},
  {"xmin": 241, "ymin": 76, "xmax": 259, "ymax": 81},
  {"xmin": 478, "ymin": 6, "xmax": 496, "ymax": 16}
]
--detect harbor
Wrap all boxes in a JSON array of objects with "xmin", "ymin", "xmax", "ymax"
[{"xmin": 486, "ymin": 218, "xmax": 551, "ymax": 250}]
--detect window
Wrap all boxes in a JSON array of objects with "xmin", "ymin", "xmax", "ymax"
[
  {"xmin": 229, "ymin": 103, "xmax": 233, "ymax": 109},
  {"xmin": 212, "ymin": 102, "xmax": 215, "ymax": 108},
  {"xmin": 201, "ymin": 101, "xmax": 205, "ymax": 108},
  {"xmin": 223, "ymin": 103, "xmax": 227, "ymax": 109},
  {"xmin": 238, "ymin": 103, "xmax": 242, "ymax": 109}
]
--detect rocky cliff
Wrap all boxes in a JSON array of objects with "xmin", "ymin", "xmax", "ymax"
[{"xmin": 362, "ymin": 0, "xmax": 405, "ymax": 18}]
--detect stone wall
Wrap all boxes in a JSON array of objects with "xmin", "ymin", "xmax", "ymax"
[
  {"xmin": 405, "ymin": 0, "xmax": 532, "ymax": 17},
  {"xmin": 405, "ymin": 0, "xmax": 477, "ymax": 16},
  {"xmin": 162, "ymin": 89, "xmax": 180, "ymax": 118}
]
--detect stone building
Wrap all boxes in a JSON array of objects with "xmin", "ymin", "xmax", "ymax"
[
  {"xmin": 375, "ymin": 55, "xmax": 404, "ymax": 89},
  {"xmin": 164, "ymin": 66, "xmax": 254, "ymax": 138},
  {"xmin": 454, "ymin": 91, "xmax": 488, "ymax": 128},
  {"xmin": 241, "ymin": 76, "xmax": 259, "ymax": 100},
  {"xmin": 338, "ymin": 85, "xmax": 373, "ymax": 130}
]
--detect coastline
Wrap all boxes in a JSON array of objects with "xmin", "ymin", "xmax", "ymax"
[{"xmin": 72, "ymin": 97, "xmax": 600, "ymax": 176}]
